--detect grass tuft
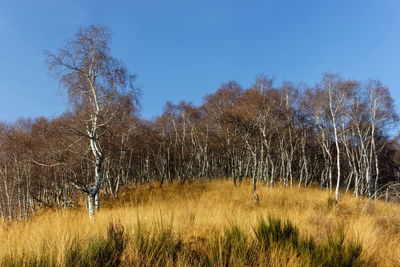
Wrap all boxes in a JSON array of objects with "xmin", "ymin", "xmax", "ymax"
[
  {"xmin": 130, "ymin": 219, "xmax": 182, "ymax": 266},
  {"xmin": 254, "ymin": 216, "xmax": 362, "ymax": 266},
  {"xmin": 254, "ymin": 216, "xmax": 303, "ymax": 252},
  {"xmin": 64, "ymin": 221, "xmax": 125, "ymax": 267},
  {"xmin": 313, "ymin": 225, "xmax": 363, "ymax": 267},
  {"xmin": 2, "ymin": 252, "xmax": 54, "ymax": 267}
]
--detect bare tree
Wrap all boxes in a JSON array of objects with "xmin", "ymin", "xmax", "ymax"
[
  {"xmin": 366, "ymin": 80, "xmax": 397, "ymax": 197},
  {"xmin": 324, "ymin": 73, "xmax": 346, "ymax": 203},
  {"xmin": 45, "ymin": 25, "xmax": 137, "ymax": 219}
]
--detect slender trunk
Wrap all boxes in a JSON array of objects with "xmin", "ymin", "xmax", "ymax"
[
  {"xmin": 115, "ymin": 172, "xmax": 121, "ymax": 197},
  {"xmin": 0, "ymin": 199, "xmax": 4, "ymax": 222},
  {"xmin": 345, "ymin": 171, "xmax": 353, "ymax": 194},
  {"xmin": 329, "ymin": 89, "xmax": 341, "ymax": 203},
  {"xmin": 95, "ymin": 191, "xmax": 99, "ymax": 211},
  {"xmin": 303, "ymin": 145, "xmax": 309, "ymax": 187},
  {"xmin": 85, "ymin": 194, "xmax": 88, "ymax": 211},
  {"xmin": 17, "ymin": 185, "xmax": 21, "ymax": 221},
  {"xmin": 334, "ymin": 138, "xmax": 340, "ymax": 203},
  {"xmin": 88, "ymin": 193, "xmax": 96, "ymax": 220},
  {"xmin": 354, "ymin": 167, "xmax": 359, "ymax": 197},
  {"xmin": 372, "ymin": 133, "xmax": 379, "ymax": 199}
]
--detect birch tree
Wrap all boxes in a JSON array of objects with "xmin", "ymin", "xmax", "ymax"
[
  {"xmin": 45, "ymin": 25, "xmax": 137, "ymax": 219},
  {"xmin": 323, "ymin": 74, "xmax": 346, "ymax": 203},
  {"xmin": 366, "ymin": 80, "xmax": 397, "ymax": 197}
]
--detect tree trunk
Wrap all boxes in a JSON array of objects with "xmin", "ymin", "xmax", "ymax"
[
  {"xmin": 95, "ymin": 191, "xmax": 100, "ymax": 211},
  {"xmin": 88, "ymin": 193, "xmax": 96, "ymax": 220}
]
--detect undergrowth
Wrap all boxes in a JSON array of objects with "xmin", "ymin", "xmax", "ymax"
[
  {"xmin": 65, "ymin": 222, "xmax": 125, "ymax": 267},
  {"xmin": 3, "ymin": 222, "xmax": 125, "ymax": 267},
  {"xmin": 2, "ymin": 216, "xmax": 362, "ymax": 266}
]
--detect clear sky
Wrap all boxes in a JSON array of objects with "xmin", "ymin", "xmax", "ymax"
[{"xmin": 1, "ymin": 0, "xmax": 399, "ymax": 123}]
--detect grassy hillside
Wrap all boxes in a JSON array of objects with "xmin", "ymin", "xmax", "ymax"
[{"xmin": 1, "ymin": 179, "xmax": 399, "ymax": 266}]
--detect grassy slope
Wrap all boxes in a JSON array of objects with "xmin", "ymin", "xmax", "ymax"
[{"xmin": 1, "ymin": 179, "xmax": 399, "ymax": 266}]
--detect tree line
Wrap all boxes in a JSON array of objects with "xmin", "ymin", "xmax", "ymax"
[{"xmin": 0, "ymin": 25, "xmax": 399, "ymax": 220}]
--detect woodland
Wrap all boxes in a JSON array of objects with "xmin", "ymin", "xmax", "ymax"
[{"xmin": 0, "ymin": 24, "xmax": 399, "ymax": 222}]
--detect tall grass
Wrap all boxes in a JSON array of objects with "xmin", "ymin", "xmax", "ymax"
[
  {"xmin": 64, "ymin": 222, "xmax": 125, "ymax": 267},
  {"xmin": 0, "ymin": 179, "xmax": 399, "ymax": 266},
  {"xmin": 253, "ymin": 217, "xmax": 362, "ymax": 266},
  {"xmin": 130, "ymin": 219, "xmax": 182, "ymax": 266}
]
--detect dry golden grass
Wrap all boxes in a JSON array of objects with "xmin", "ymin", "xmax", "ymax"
[{"xmin": 1, "ymin": 179, "xmax": 400, "ymax": 266}]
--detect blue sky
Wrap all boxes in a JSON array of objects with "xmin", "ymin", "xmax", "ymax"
[{"xmin": 0, "ymin": 0, "xmax": 399, "ymax": 124}]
